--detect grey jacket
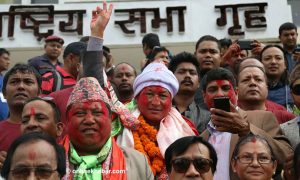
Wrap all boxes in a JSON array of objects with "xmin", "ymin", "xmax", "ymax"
[{"xmin": 280, "ymin": 117, "xmax": 300, "ymax": 149}]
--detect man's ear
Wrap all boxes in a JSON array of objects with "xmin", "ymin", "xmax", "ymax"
[
  {"xmin": 272, "ymin": 160, "xmax": 278, "ymax": 173},
  {"xmin": 235, "ymin": 88, "xmax": 239, "ymax": 101},
  {"xmin": 56, "ymin": 122, "xmax": 64, "ymax": 137}
]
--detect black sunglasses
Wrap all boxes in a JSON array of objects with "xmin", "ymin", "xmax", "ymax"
[
  {"xmin": 171, "ymin": 157, "xmax": 212, "ymax": 174},
  {"xmin": 292, "ymin": 84, "xmax": 300, "ymax": 95},
  {"xmin": 10, "ymin": 166, "xmax": 57, "ymax": 179}
]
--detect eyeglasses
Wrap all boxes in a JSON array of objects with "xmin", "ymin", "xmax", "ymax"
[
  {"xmin": 10, "ymin": 166, "xmax": 57, "ymax": 178},
  {"xmin": 234, "ymin": 155, "xmax": 273, "ymax": 164},
  {"xmin": 171, "ymin": 157, "xmax": 212, "ymax": 174},
  {"xmin": 292, "ymin": 84, "xmax": 300, "ymax": 95}
]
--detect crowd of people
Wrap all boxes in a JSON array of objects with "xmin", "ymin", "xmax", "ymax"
[{"xmin": 0, "ymin": 1, "xmax": 300, "ymax": 180}]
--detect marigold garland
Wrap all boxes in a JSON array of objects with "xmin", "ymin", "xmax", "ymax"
[{"xmin": 133, "ymin": 115, "xmax": 165, "ymax": 176}]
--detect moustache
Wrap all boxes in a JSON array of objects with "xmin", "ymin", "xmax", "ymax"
[{"xmin": 181, "ymin": 79, "xmax": 193, "ymax": 85}]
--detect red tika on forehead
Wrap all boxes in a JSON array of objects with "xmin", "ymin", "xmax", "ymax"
[
  {"xmin": 137, "ymin": 86, "xmax": 172, "ymax": 119},
  {"xmin": 215, "ymin": 80, "xmax": 225, "ymax": 85},
  {"xmin": 30, "ymin": 107, "xmax": 36, "ymax": 116},
  {"xmin": 28, "ymin": 151, "xmax": 36, "ymax": 160},
  {"xmin": 67, "ymin": 101, "xmax": 108, "ymax": 121},
  {"xmin": 251, "ymin": 136, "xmax": 257, "ymax": 143}
]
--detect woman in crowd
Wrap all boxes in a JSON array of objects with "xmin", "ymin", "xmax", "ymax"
[
  {"xmin": 260, "ymin": 45, "xmax": 293, "ymax": 111},
  {"xmin": 117, "ymin": 62, "xmax": 197, "ymax": 179},
  {"xmin": 142, "ymin": 46, "xmax": 171, "ymax": 70},
  {"xmin": 231, "ymin": 134, "xmax": 277, "ymax": 180}
]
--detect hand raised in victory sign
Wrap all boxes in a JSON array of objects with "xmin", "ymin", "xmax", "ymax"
[{"xmin": 90, "ymin": 1, "xmax": 113, "ymax": 38}]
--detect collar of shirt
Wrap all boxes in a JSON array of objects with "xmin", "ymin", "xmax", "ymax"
[
  {"xmin": 42, "ymin": 54, "xmax": 63, "ymax": 66},
  {"xmin": 173, "ymin": 100, "xmax": 194, "ymax": 116},
  {"xmin": 207, "ymin": 120, "xmax": 217, "ymax": 134}
]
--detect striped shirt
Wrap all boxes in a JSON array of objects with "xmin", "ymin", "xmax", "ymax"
[{"xmin": 41, "ymin": 66, "xmax": 76, "ymax": 95}]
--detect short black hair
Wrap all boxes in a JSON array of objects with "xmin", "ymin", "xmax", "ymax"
[
  {"xmin": 142, "ymin": 33, "xmax": 160, "ymax": 49},
  {"xmin": 165, "ymin": 136, "xmax": 218, "ymax": 174},
  {"xmin": 195, "ymin": 35, "xmax": 221, "ymax": 51},
  {"xmin": 232, "ymin": 134, "xmax": 276, "ymax": 162},
  {"xmin": 1, "ymin": 132, "xmax": 66, "ymax": 179},
  {"xmin": 24, "ymin": 97, "xmax": 61, "ymax": 123},
  {"xmin": 148, "ymin": 46, "xmax": 169, "ymax": 60},
  {"xmin": 143, "ymin": 46, "xmax": 170, "ymax": 70},
  {"xmin": 168, "ymin": 51, "xmax": 201, "ymax": 79},
  {"xmin": 290, "ymin": 63, "xmax": 300, "ymax": 88},
  {"xmin": 219, "ymin": 38, "xmax": 232, "ymax": 49},
  {"xmin": 2, "ymin": 63, "xmax": 42, "ymax": 94},
  {"xmin": 202, "ymin": 67, "xmax": 236, "ymax": 91},
  {"xmin": 294, "ymin": 143, "xmax": 300, "ymax": 179},
  {"xmin": 0, "ymin": 48, "xmax": 10, "ymax": 56},
  {"xmin": 103, "ymin": 45, "xmax": 110, "ymax": 53},
  {"xmin": 279, "ymin": 22, "xmax": 297, "ymax": 36},
  {"xmin": 79, "ymin": 36, "xmax": 89, "ymax": 43},
  {"xmin": 63, "ymin": 41, "xmax": 87, "ymax": 60}
]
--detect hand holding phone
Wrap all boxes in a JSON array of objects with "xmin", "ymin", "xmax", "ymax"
[
  {"xmin": 213, "ymin": 97, "xmax": 230, "ymax": 112},
  {"xmin": 293, "ymin": 47, "xmax": 300, "ymax": 54},
  {"xmin": 237, "ymin": 40, "xmax": 253, "ymax": 50}
]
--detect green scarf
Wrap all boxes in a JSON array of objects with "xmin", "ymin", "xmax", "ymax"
[
  {"xmin": 111, "ymin": 100, "xmax": 137, "ymax": 137},
  {"xmin": 69, "ymin": 137, "xmax": 112, "ymax": 180}
]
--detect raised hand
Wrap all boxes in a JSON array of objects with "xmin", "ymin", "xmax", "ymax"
[
  {"xmin": 90, "ymin": 1, "xmax": 113, "ymax": 38},
  {"xmin": 251, "ymin": 39, "xmax": 265, "ymax": 56},
  {"xmin": 293, "ymin": 51, "xmax": 300, "ymax": 63},
  {"xmin": 222, "ymin": 42, "xmax": 241, "ymax": 63}
]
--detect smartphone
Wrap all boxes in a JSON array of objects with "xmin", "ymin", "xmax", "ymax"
[
  {"xmin": 237, "ymin": 40, "xmax": 253, "ymax": 50},
  {"xmin": 213, "ymin": 97, "xmax": 230, "ymax": 112},
  {"xmin": 293, "ymin": 47, "xmax": 300, "ymax": 53}
]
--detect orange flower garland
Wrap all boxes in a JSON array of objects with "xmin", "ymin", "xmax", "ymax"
[{"xmin": 133, "ymin": 115, "xmax": 165, "ymax": 176}]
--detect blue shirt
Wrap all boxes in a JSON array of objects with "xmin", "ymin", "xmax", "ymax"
[
  {"xmin": 268, "ymin": 82, "xmax": 293, "ymax": 110},
  {"xmin": 0, "ymin": 75, "xmax": 9, "ymax": 121},
  {"xmin": 285, "ymin": 45, "xmax": 300, "ymax": 73},
  {"xmin": 28, "ymin": 54, "xmax": 63, "ymax": 75}
]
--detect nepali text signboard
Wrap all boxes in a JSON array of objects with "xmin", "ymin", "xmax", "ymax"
[{"xmin": 0, "ymin": 0, "xmax": 292, "ymax": 48}]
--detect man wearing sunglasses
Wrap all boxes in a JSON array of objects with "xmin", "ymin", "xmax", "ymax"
[
  {"xmin": 165, "ymin": 136, "xmax": 217, "ymax": 179},
  {"xmin": 281, "ymin": 63, "xmax": 300, "ymax": 149},
  {"xmin": 280, "ymin": 63, "xmax": 300, "ymax": 180},
  {"xmin": 281, "ymin": 62, "xmax": 300, "ymax": 180},
  {"xmin": 1, "ymin": 132, "xmax": 66, "ymax": 180}
]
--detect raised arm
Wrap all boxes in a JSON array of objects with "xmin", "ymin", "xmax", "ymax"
[{"xmin": 82, "ymin": 1, "xmax": 113, "ymax": 87}]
